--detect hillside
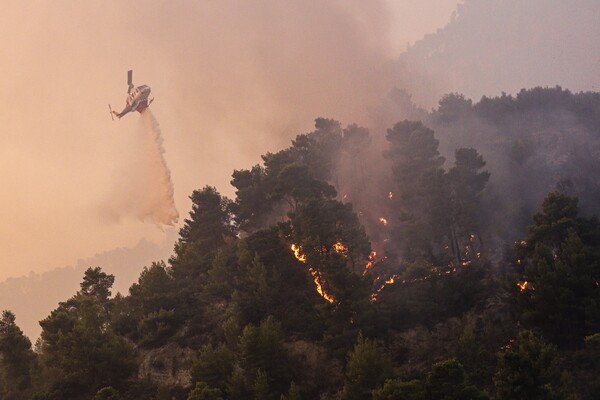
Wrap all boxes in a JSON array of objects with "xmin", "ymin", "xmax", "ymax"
[{"xmin": 2, "ymin": 87, "xmax": 600, "ymax": 399}]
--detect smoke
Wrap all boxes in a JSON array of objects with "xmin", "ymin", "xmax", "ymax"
[
  {"xmin": 100, "ymin": 110, "xmax": 179, "ymax": 227},
  {"xmin": 395, "ymin": 0, "xmax": 600, "ymax": 108},
  {"xmin": 0, "ymin": 1, "xmax": 460, "ymax": 280}
]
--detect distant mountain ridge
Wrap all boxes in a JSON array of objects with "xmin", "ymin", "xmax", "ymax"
[
  {"xmin": 395, "ymin": 0, "xmax": 600, "ymax": 107},
  {"xmin": 0, "ymin": 231, "xmax": 176, "ymax": 341}
]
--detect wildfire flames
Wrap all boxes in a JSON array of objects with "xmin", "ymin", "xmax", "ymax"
[
  {"xmin": 333, "ymin": 241, "xmax": 348, "ymax": 255},
  {"xmin": 291, "ymin": 244, "xmax": 306, "ymax": 263},
  {"xmin": 363, "ymin": 251, "xmax": 377, "ymax": 275},
  {"xmin": 517, "ymin": 281, "xmax": 529, "ymax": 292},
  {"xmin": 290, "ymin": 243, "xmax": 334, "ymax": 304},
  {"xmin": 379, "ymin": 217, "xmax": 388, "ymax": 226},
  {"xmin": 388, "ymin": 191, "xmax": 393, "ymax": 200},
  {"xmin": 370, "ymin": 274, "xmax": 400, "ymax": 301},
  {"xmin": 309, "ymin": 268, "xmax": 335, "ymax": 303}
]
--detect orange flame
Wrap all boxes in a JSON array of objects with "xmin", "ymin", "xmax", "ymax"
[
  {"xmin": 388, "ymin": 191, "xmax": 393, "ymax": 200},
  {"xmin": 517, "ymin": 281, "xmax": 528, "ymax": 292},
  {"xmin": 370, "ymin": 274, "xmax": 400, "ymax": 301},
  {"xmin": 291, "ymin": 244, "xmax": 306, "ymax": 262},
  {"xmin": 290, "ymin": 243, "xmax": 334, "ymax": 304},
  {"xmin": 333, "ymin": 241, "xmax": 348, "ymax": 254},
  {"xmin": 363, "ymin": 250, "xmax": 377, "ymax": 275},
  {"xmin": 309, "ymin": 268, "xmax": 334, "ymax": 303},
  {"xmin": 379, "ymin": 217, "xmax": 388, "ymax": 226}
]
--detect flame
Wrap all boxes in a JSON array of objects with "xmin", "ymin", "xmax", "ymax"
[
  {"xmin": 291, "ymin": 244, "xmax": 306, "ymax": 262},
  {"xmin": 309, "ymin": 268, "xmax": 334, "ymax": 303},
  {"xmin": 370, "ymin": 273, "xmax": 400, "ymax": 301},
  {"xmin": 388, "ymin": 191, "xmax": 393, "ymax": 200},
  {"xmin": 290, "ymin": 243, "xmax": 334, "ymax": 304},
  {"xmin": 363, "ymin": 250, "xmax": 377, "ymax": 275},
  {"xmin": 343, "ymin": 193, "xmax": 348, "ymax": 200},
  {"xmin": 333, "ymin": 241, "xmax": 348, "ymax": 254},
  {"xmin": 517, "ymin": 281, "xmax": 528, "ymax": 292},
  {"xmin": 379, "ymin": 217, "xmax": 388, "ymax": 226}
]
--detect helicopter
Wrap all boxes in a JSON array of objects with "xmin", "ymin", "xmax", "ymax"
[{"xmin": 109, "ymin": 70, "xmax": 154, "ymax": 120}]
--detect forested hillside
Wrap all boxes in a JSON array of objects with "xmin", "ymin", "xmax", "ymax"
[{"xmin": 2, "ymin": 87, "xmax": 600, "ymax": 399}]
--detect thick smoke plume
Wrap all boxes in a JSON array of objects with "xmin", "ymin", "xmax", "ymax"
[{"xmin": 100, "ymin": 110, "xmax": 179, "ymax": 226}]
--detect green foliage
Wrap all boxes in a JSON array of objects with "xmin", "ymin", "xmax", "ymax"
[
  {"xmin": 37, "ymin": 268, "xmax": 137, "ymax": 398},
  {"xmin": 493, "ymin": 330, "xmax": 562, "ymax": 400},
  {"xmin": 0, "ymin": 310, "xmax": 35, "ymax": 398},
  {"xmin": 172, "ymin": 186, "xmax": 236, "ymax": 280},
  {"xmin": 565, "ymin": 333, "xmax": 600, "ymax": 399},
  {"xmin": 137, "ymin": 308, "xmax": 179, "ymax": 346},
  {"xmin": 456, "ymin": 318, "xmax": 510, "ymax": 388},
  {"xmin": 343, "ymin": 333, "xmax": 393, "ymax": 400},
  {"xmin": 238, "ymin": 317, "xmax": 291, "ymax": 395},
  {"xmin": 80, "ymin": 267, "xmax": 115, "ymax": 307},
  {"xmin": 187, "ymin": 381, "xmax": 223, "ymax": 400},
  {"xmin": 231, "ymin": 118, "xmax": 343, "ymax": 233},
  {"xmin": 378, "ymin": 264, "xmax": 488, "ymax": 330},
  {"xmin": 372, "ymin": 379, "xmax": 423, "ymax": 400},
  {"xmin": 94, "ymin": 386, "xmax": 121, "ymax": 400},
  {"xmin": 526, "ymin": 191, "xmax": 581, "ymax": 250},
  {"xmin": 516, "ymin": 192, "xmax": 600, "ymax": 347},
  {"xmin": 425, "ymin": 359, "xmax": 488, "ymax": 400},
  {"xmin": 190, "ymin": 343, "xmax": 234, "ymax": 391},
  {"xmin": 280, "ymin": 381, "xmax": 301, "ymax": 400},
  {"xmin": 128, "ymin": 261, "xmax": 176, "ymax": 315},
  {"xmin": 226, "ymin": 366, "xmax": 251, "ymax": 400},
  {"xmin": 253, "ymin": 369, "xmax": 271, "ymax": 400}
]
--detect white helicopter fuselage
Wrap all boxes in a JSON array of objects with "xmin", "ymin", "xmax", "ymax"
[{"xmin": 126, "ymin": 85, "xmax": 151, "ymax": 109}]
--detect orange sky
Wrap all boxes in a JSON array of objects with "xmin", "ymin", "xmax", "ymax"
[{"xmin": 0, "ymin": 1, "xmax": 459, "ymax": 281}]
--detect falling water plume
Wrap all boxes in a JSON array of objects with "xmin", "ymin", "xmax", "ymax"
[{"xmin": 100, "ymin": 110, "xmax": 179, "ymax": 227}]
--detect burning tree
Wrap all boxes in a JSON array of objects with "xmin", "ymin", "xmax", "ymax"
[
  {"xmin": 514, "ymin": 191, "xmax": 600, "ymax": 348},
  {"xmin": 385, "ymin": 120, "xmax": 490, "ymax": 265}
]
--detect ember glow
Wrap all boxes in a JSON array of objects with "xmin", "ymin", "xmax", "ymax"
[
  {"xmin": 370, "ymin": 274, "xmax": 400, "ymax": 301},
  {"xmin": 379, "ymin": 217, "xmax": 388, "ymax": 226},
  {"xmin": 333, "ymin": 241, "xmax": 348, "ymax": 255},
  {"xmin": 363, "ymin": 250, "xmax": 377, "ymax": 275},
  {"xmin": 290, "ymin": 243, "xmax": 334, "ymax": 304},
  {"xmin": 388, "ymin": 191, "xmax": 393, "ymax": 200},
  {"xmin": 517, "ymin": 281, "xmax": 529, "ymax": 292}
]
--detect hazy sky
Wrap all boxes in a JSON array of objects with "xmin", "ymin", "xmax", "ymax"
[{"xmin": 0, "ymin": 1, "xmax": 460, "ymax": 281}]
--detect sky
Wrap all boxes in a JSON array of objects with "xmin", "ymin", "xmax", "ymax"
[{"xmin": 0, "ymin": 1, "xmax": 460, "ymax": 282}]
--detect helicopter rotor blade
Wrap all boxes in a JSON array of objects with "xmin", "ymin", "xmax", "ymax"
[{"xmin": 127, "ymin": 70, "xmax": 133, "ymax": 94}]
